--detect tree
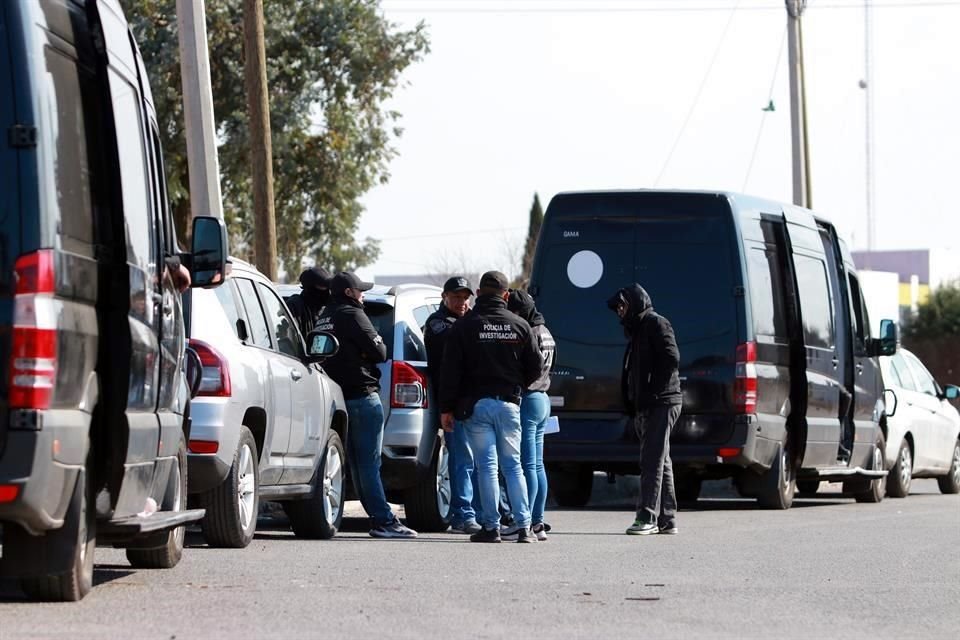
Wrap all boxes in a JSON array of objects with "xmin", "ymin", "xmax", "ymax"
[
  {"xmin": 122, "ymin": 0, "xmax": 429, "ymax": 276},
  {"xmin": 515, "ymin": 193, "xmax": 543, "ymax": 287},
  {"xmin": 903, "ymin": 281, "xmax": 960, "ymax": 386}
]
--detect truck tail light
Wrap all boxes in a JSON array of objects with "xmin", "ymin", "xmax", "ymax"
[
  {"xmin": 9, "ymin": 250, "xmax": 58, "ymax": 410},
  {"xmin": 188, "ymin": 338, "xmax": 232, "ymax": 397},
  {"xmin": 391, "ymin": 361, "xmax": 427, "ymax": 409},
  {"xmin": 734, "ymin": 341, "xmax": 757, "ymax": 414}
]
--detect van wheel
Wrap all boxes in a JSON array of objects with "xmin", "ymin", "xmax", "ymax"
[
  {"xmin": 937, "ymin": 440, "xmax": 960, "ymax": 494},
  {"xmin": 200, "ymin": 427, "xmax": 260, "ymax": 548},
  {"xmin": 850, "ymin": 432, "xmax": 886, "ymax": 503},
  {"xmin": 548, "ymin": 464, "xmax": 593, "ymax": 508},
  {"xmin": 284, "ymin": 430, "xmax": 345, "ymax": 539},
  {"xmin": 127, "ymin": 435, "xmax": 188, "ymax": 568},
  {"xmin": 796, "ymin": 479, "xmax": 820, "ymax": 495},
  {"xmin": 19, "ymin": 464, "xmax": 96, "ymax": 602},
  {"xmin": 757, "ymin": 442, "xmax": 795, "ymax": 510},
  {"xmin": 403, "ymin": 439, "xmax": 451, "ymax": 532},
  {"xmin": 886, "ymin": 437, "xmax": 913, "ymax": 498}
]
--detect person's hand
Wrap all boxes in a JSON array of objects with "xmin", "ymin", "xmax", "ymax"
[
  {"xmin": 441, "ymin": 412, "xmax": 455, "ymax": 433},
  {"xmin": 172, "ymin": 263, "xmax": 191, "ymax": 293}
]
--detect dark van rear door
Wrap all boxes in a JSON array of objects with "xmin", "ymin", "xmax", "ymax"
[
  {"xmin": 0, "ymin": 2, "xmax": 18, "ymax": 445},
  {"xmin": 531, "ymin": 192, "xmax": 741, "ymax": 446}
]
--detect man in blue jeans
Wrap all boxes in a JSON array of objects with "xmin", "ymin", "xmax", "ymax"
[
  {"xmin": 439, "ymin": 271, "xmax": 543, "ymax": 543},
  {"xmin": 315, "ymin": 272, "xmax": 417, "ymax": 538},
  {"xmin": 423, "ymin": 276, "xmax": 481, "ymax": 534}
]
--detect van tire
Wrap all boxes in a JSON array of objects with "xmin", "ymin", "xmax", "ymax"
[
  {"xmin": 403, "ymin": 439, "xmax": 450, "ymax": 532},
  {"xmin": 19, "ymin": 463, "xmax": 96, "ymax": 602},
  {"xmin": 756, "ymin": 442, "xmax": 795, "ymax": 510},
  {"xmin": 886, "ymin": 437, "xmax": 912, "ymax": 498},
  {"xmin": 796, "ymin": 479, "xmax": 820, "ymax": 495},
  {"xmin": 936, "ymin": 440, "xmax": 960, "ymax": 494},
  {"xmin": 284, "ymin": 430, "xmax": 345, "ymax": 539},
  {"xmin": 849, "ymin": 432, "xmax": 886, "ymax": 503},
  {"xmin": 126, "ymin": 435, "xmax": 188, "ymax": 568},
  {"xmin": 548, "ymin": 464, "xmax": 593, "ymax": 508},
  {"xmin": 200, "ymin": 427, "xmax": 259, "ymax": 548}
]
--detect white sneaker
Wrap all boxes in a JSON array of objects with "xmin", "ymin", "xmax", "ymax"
[{"xmin": 531, "ymin": 523, "xmax": 548, "ymax": 541}]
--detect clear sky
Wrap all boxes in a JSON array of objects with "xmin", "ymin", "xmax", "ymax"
[{"xmin": 356, "ymin": 0, "xmax": 960, "ymax": 280}]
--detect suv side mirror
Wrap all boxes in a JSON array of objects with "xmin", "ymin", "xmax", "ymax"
[
  {"xmin": 883, "ymin": 388, "xmax": 898, "ymax": 418},
  {"xmin": 190, "ymin": 216, "xmax": 228, "ymax": 288},
  {"xmin": 943, "ymin": 384, "xmax": 959, "ymax": 400},
  {"xmin": 305, "ymin": 330, "xmax": 339, "ymax": 363},
  {"xmin": 870, "ymin": 319, "xmax": 898, "ymax": 357}
]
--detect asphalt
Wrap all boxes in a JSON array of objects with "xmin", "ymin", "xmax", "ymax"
[{"xmin": 1, "ymin": 479, "xmax": 958, "ymax": 639}]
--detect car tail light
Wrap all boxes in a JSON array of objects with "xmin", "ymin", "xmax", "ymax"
[
  {"xmin": 188, "ymin": 338, "xmax": 232, "ymax": 397},
  {"xmin": 9, "ymin": 250, "xmax": 58, "ymax": 410},
  {"xmin": 718, "ymin": 447, "xmax": 742, "ymax": 459},
  {"xmin": 734, "ymin": 341, "xmax": 757, "ymax": 414},
  {"xmin": 391, "ymin": 361, "xmax": 427, "ymax": 409},
  {"xmin": 189, "ymin": 440, "xmax": 220, "ymax": 454},
  {"xmin": 0, "ymin": 484, "xmax": 20, "ymax": 503}
]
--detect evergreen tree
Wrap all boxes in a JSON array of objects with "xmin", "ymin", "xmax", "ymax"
[{"xmin": 518, "ymin": 193, "xmax": 544, "ymax": 286}]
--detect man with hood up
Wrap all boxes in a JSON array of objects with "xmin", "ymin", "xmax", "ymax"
[
  {"xmin": 284, "ymin": 266, "xmax": 332, "ymax": 337},
  {"xmin": 607, "ymin": 284, "xmax": 682, "ymax": 536}
]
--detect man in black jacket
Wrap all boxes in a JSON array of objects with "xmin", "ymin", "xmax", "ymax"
[
  {"xmin": 440, "ymin": 271, "xmax": 543, "ymax": 543},
  {"xmin": 607, "ymin": 284, "xmax": 682, "ymax": 536},
  {"xmin": 315, "ymin": 272, "xmax": 417, "ymax": 539},
  {"xmin": 423, "ymin": 276, "xmax": 480, "ymax": 534},
  {"xmin": 284, "ymin": 266, "xmax": 331, "ymax": 337}
]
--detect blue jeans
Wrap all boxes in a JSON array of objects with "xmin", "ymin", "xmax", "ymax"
[
  {"xmin": 345, "ymin": 393, "xmax": 394, "ymax": 526},
  {"xmin": 462, "ymin": 398, "xmax": 530, "ymax": 530},
  {"xmin": 445, "ymin": 422, "xmax": 479, "ymax": 526},
  {"xmin": 520, "ymin": 391, "xmax": 550, "ymax": 526}
]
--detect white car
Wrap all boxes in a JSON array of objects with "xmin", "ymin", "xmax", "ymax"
[
  {"xmin": 185, "ymin": 259, "xmax": 348, "ymax": 547},
  {"xmin": 879, "ymin": 348, "xmax": 960, "ymax": 497}
]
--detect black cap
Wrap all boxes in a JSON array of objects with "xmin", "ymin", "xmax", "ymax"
[
  {"xmin": 478, "ymin": 270, "xmax": 509, "ymax": 291},
  {"xmin": 443, "ymin": 276, "xmax": 473, "ymax": 294},
  {"xmin": 299, "ymin": 266, "xmax": 331, "ymax": 291},
  {"xmin": 331, "ymin": 271, "xmax": 374, "ymax": 294}
]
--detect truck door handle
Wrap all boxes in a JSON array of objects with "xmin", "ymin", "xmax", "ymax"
[
  {"xmin": 831, "ymin": 358, "xmax": 839, "ymax": 369},
  {"xmin": 290, "ymin": 369, "xmax": 303, "ymax": 381},
  {"xmin": 856, "ymin": 362, "xmax": 864, "ymax": 374}
]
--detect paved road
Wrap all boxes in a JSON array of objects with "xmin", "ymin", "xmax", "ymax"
[{"xmin": 2, "ymin": 479, "xmax": 958, "ymax": 639}]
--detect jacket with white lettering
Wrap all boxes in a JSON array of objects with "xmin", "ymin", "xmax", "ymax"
[
  {"xmin": 313, "ymin": 294, "xmax": 387, "ymax": 399},
  {"xmin": 439, "ymin": 294, "xmax": 543, "ymax": 413}
]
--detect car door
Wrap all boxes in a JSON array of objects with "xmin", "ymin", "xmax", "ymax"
[
  {"xmin": 234, "ymin": 277, "xmax": 290, "ymax": 484},
  {"xmin": 903, "ymin": 352, "xmax": 955, "ymax": 471},
  {"xmin": 888, "ymin": 352, "xmax": 937, "ymax": 471},
  {"xmin": 256, "ymin": 282, "xmax": 322, "ymax": 485}
]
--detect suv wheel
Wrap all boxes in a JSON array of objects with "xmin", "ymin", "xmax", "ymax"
[
  {"xmin": 403, "ymin": 439, "xmax": 451, "ymax": 532},
  {"xmin": 886, "ymin": 437, "xmax": 912, "ymax": 498},
  {"xmin": 127, "ymin": 434, "xmax": 188, "ymax": 568},
  {"xmin": 757, "ymin": 441, "xmax": 795, "ymax": 510},
  {"xmin": 937, "ymin": 440, "xmax": 960, "ymax": 494},
  {"xmin": 284, "ymin": 430, "xmax": 345, "ymax": 539},
  {"xmin": 548, "ymin": 464, "xmax": 593, "ymax": 508},
  {"xmin": 200, "ymin": 426, "xmax": 260, "ymax": 548}
]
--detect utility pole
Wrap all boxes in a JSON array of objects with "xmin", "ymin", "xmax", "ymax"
[
  {"xmin": 176, "ymin": 0, "xmax": 224, "ymax": 224},
  {"xmin": 785, "ymin": 0, "xmax": 811, "ymax": 208},
  {"xmin": 862, "ymin": 0, "xmax": 876, "ymax": 259},
  {"xmin": 243, "ymin": 0, "xmax": 278, "ymax": 280}
]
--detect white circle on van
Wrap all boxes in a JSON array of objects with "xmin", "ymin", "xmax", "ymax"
[{"xmin": 567, "ymin": 250, "xmax": 603, "ymax": 288}]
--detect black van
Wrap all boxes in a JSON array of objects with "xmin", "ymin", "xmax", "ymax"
[
  {"xmin": 0, "ymin": 0, "xmax": 227, "ymax": 601},
  {"xmin": 529, "ymin": 191, "xmax": 897, "ymax": 510}
]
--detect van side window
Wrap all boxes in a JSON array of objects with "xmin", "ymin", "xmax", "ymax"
[
  {"xmin": 846, "ymin": 274, "xmax": 870, "ymax": 353},
  {"xmin": 793, "ymin": 255, "xmax": 835, "ymax": 349},
  {"xmin": 234, "ymin": 278, "xmax": 272, "ymax": 348},
  {"xmin": 746, "ymin": 247, "xmax": 789, "ymax": 340},
  {"xmin": 109, "ymin": 70, "xmax": 156, "ymax": 270},
  {"xmin": 44, "ymin": 47, "xmax": 94, "ymax": 254}
]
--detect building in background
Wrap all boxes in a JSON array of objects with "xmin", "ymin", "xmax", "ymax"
[{"xmin": 853, "ymin": 248, "xmax": 960, "ymax": 327}]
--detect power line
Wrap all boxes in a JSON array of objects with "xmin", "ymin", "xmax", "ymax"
[
  {"xmin": 743, "ymin": 23, "xmax": 788, "ymax": 192},
  {"xmin": 654, "ymin": 0, "xmax": 742, "ymax": 187},
  {"xmin": 376, "ymin": 226, "xmax": 526, "ymax": 242}
]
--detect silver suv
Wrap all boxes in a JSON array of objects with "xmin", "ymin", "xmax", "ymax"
[
  {"xmin": 278, "ymin": 282, "xmax": 448, "ymax": 530},
  {"xmin": 186, "ymin": 260, "xmax": 348, "ymax": 547}
]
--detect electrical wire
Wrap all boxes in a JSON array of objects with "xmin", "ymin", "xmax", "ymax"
[
  {"xmin": 743, "ymin": 23, "xmax": 788, "ymax": 192},
  {"xmin": 654, "ymin": 0, "xmax": 742, "ymax": 187}
]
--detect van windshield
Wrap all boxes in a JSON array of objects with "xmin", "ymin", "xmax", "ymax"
[{"xmin": 532, "ymin": 193, "xmax": 740, "ymax": 413}]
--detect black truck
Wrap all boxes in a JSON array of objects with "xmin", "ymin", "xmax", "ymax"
[{"xmin": 0, "ymin": 0, "xmax": 227, "ymax": 600}]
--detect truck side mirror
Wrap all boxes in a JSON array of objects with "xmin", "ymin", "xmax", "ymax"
[
  {"xmin": 190, "ymin": 216, "xmax": 228, "ymax": 288},
  {"xmin": 305, "ymin": 330, "xmax": 339, "ymax": 363},
  {"xmin": 873, "ymin": 319, "xmax": 898, "ymax": 357},
  {"xmin": 943, "ymin": 384, "xmax": 959, "ymax": 401},
  {"xmin": 883, "ymin": 388, "xmax": 898, "ymax": 418}
]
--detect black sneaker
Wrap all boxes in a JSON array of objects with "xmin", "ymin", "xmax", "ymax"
[
  {"xmin": 369, "ymin": 519, "xmax": 418, "ymax": 539},
  {"xmin": 500, "ymin": 523, "xmax": 522, "ymax": 540},
  {"xmin": 448, "ymin": 521, "xmax": 482, "ymax": 535},
  {"xmin": 516, "ymin": 527, "xmax": 537, "ymax": 543},
  {"xmin": 470, "ymin": 527, "xmax": 501, "ymax": 543}
]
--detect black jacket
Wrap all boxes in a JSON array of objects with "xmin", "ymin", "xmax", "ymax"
[
  {"xmin": 423, "ymin": 304, "xmax": 459, "ymax": 400},
  {"xmin": 284, "ymin": 288, "xmax": 330, "ymax": 338},
  {"xmin": 314, "ymin": 294, "xmax": 386, "ymax": 399},
  {"xmin": 439, "ymin": 294, "xmax": 543, "ymax": 414},
  {"xmin": 507, "ymin": 289, "xmax": 556, "ymax": 393},
  {"xmin": 619, "ymin": 284, "xmax": 682, "ymax": 412}
]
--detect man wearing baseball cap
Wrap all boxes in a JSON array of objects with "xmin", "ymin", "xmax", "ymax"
[
  {"xmin": 314, "ymin": 271, "xmax": 417, "ymax": 538},
  {"xmin": 284, "ymin": 266, "xmax": 332, "ymax": 337},
  {"xmin": 423, "ymin": 276, "xmax": 480, "ymax": 534},
  {"xmin": 439, "ymin": 271, "xmax": 543, "ymax": 543}
]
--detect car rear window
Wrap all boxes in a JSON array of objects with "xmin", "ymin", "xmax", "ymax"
[{"xmin": 365, "ymin": 301, "xmax": 395, "ymax": 357}]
